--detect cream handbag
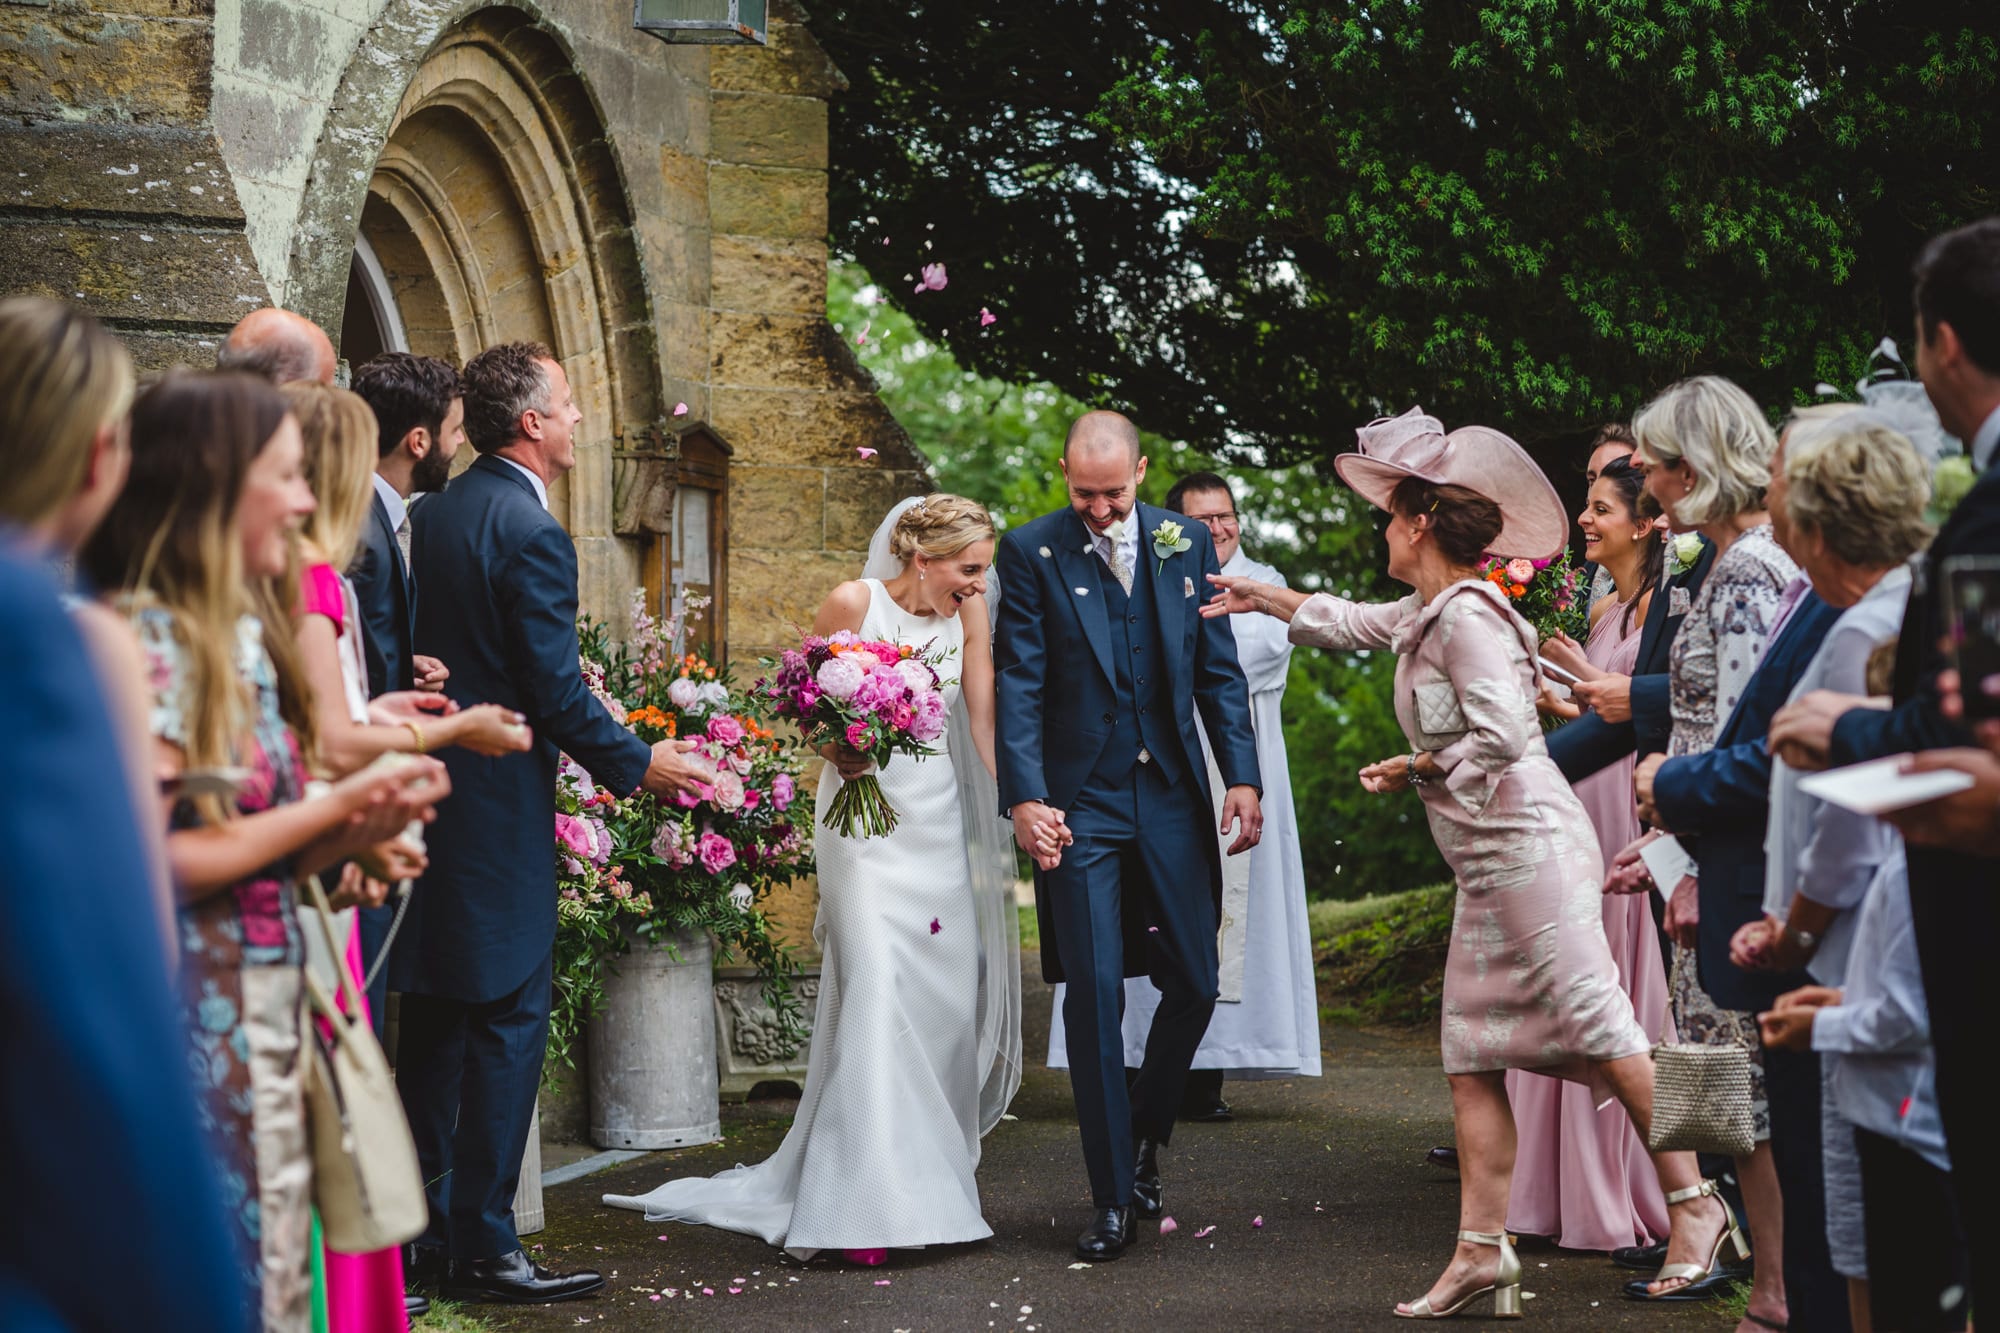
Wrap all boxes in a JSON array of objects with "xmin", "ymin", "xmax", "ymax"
[
  {"xmin": 300, "ymin": 874, "xmax": 428, "ymax": 1254},
  {"xmin": 1645, "ymin": 957, "xmax": 1756, "ymax": 1157}
]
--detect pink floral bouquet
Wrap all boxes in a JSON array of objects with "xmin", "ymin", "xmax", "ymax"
[
  {"xmin": 1479, "ymin": 549, "xmax": 1588, "ymax": 641},
  {"xmin": 757, "ymin": 629, "xmax": 951, "ymax": 838}
]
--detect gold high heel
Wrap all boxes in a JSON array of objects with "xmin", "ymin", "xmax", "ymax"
[
  {"xmin": 1394, "ymin": 1229, "xmax": 1524, "ymax": 1320},
  {"xmin": 1625, "ymin": 1178, "xmax": 1750, "ymax": 1301}
]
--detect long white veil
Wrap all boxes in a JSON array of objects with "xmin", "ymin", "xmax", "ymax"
[{"xmin": 863, "ymin": 497, "xmax": 1023, "ymax": 1135}]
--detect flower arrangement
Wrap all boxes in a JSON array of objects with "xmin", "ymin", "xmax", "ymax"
[
  {"xmin": 1479, "ymin": 549, "xmax": 1589, "ymax": 641},
  {"xmin": 546, "ymin": 590, "xmax": 812, "ymax": 1079},
  {"xmin": 756, "ymin": 629, "xmax": 951, "ymax": 838}
]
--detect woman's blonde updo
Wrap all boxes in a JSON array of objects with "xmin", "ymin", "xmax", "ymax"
[{"xmin": 888, "ymin": 493, "xmax": 997, "ymax": 564}]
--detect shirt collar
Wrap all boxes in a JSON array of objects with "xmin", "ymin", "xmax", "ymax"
[
  {"xmin": 497, "ymin": 455, "xmax": 550, "ymax": 510},
  {"xmin": 371, "ymin": 471, "xmax": 408, "ymax": 532},
  {"xmin": 1972, "ymin": 402, "xmax": 2000, "ymax": 473}
]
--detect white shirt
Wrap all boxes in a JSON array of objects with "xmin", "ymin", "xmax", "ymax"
[
  {"xmin": 1094, "ymin": 513, "xmax": 1141, "ymax": 579},
  {"xmin": 497, "ymin": 454, "xmax": 550, "ymax": 510},
  {"xmin": 1972, "ymin": 401, "xmax": 2000, "ymax": 473},
  {"xmin": 371, "ymin": 471, "xmax": 408, "ymax": 534}
]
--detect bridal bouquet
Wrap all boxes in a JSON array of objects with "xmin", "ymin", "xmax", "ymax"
[
  {"xmin": 757, "ymin": 630, "xmax": 952, "ymax": 838},
  {"xmin": 1480, "ymin": 549, "xmax": 1588, "ymax": 641}
]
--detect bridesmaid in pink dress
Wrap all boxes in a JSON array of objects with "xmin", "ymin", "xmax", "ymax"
[
  {"xmin": 1209, "ymin": 410, "xmax": 1737, "ymax": 1320},
  {"xmin": 1505, "ymin": 456, "xmax": 1673, "ymax": 1252}
]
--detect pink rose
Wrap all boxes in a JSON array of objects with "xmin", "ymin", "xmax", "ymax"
[
  {"xmin": 815, "ymin": 656, "xmax": 866, "ymax": 701},
  {"xmin": 1505, "ymin": 557, "xmax": 1535, "ymax": 584},
  {"xmin": 555, "ymin": 813, "xmax": 594, "ymax": 860},
  {"xmin": 844, "ymin": 721, "xmax": 872, "ymax": 751},
  {"xmin": 742, "ymin": 788, "xmax": 762, "ymax": 811},
  {"xmin": 772, "ymin": 774, "xmax": 795, "ymax": 811},
  {"xmin": 712, "ymin": 771, "xmax": 746, "ymax": 810},
  {"xmin": 891, "ymin": 703, "xmax": 915, "ymax": 731},
  {"xmin": 697, "ymin": 832, "xmax": 737, "ymax": 874},
  {"xmin": 707, "ymin": 715, "xmax": 745, "ymax": 748}
]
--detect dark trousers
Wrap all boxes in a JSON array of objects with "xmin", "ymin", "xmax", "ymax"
[
  {"xmin": 1908, "ymin": 872, "xmax": 1998, "ymax": 1321},
  {"xmin": 1763, "ymin": 1044, "xmax": 1849, "ymax": 1333},
  {"xmin": 395, "ymin": 952, "xmax": 552, "ymax": 1259},
  {"xmin": 1855, "ymin": 1128, "xmax": 1969, "ymax": 1331},
  {"xmin": 355, "ymin": 902, "xmax": 394, "ymax": 1042},
  {"xmin": 1046, "ymin": 761, "xmax": 1217, "ymax": 1207}
]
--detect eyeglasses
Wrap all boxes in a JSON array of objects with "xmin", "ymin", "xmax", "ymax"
[{"xmin": 1186, "ymin": 511, "xmax": 1239, "ymax": 531}]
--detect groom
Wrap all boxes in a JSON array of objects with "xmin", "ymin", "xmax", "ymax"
[{"xmin": 996, "ymin": 411, "xmax": 1262, "ymax": 1261}]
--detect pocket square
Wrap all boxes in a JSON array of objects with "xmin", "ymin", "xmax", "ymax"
[
  {"xmin": 1670, "ymin": 586, "xmax": 1692, "ymax": 617},
  {"xmin": 1183, "ymin": 576, "xmax": 1196, "ymax": 599}
]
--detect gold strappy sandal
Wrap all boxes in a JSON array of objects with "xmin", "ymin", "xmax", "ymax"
[
  {"xmin": 1394, "ymin": 1229, "xmax": 1524, "ymax": 1319},
  {"xmin": 1625, "ymin": 1178, "xmax": 1750, "ymax": 1301}
]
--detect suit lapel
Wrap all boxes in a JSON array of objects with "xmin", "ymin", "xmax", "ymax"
[
  {"xmin": 1052, "ymin": 510, "xmax": 1118, "ymax": 687},
  {"xmin": 371, "ymin": 493, "xmax": 411, "ymax": 605}
]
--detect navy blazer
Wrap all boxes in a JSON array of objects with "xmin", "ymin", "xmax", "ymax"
[
  {"xmin": 0, "ymin": 547, "xmax": 246, "ymax": 1332},
  {"xmin": 1549, "ymin": 536, "xmax": 1717, "ymax": 783},
  {"xmin": 348, "ymin": 488, "xmax": 414, "ymax": 697},
  {"xmin": 392, "ymin": 456, "xmax": 652, "ymax": 1003},
  {"xmin": 994, "ymin": 504, "xmax": 1261, "ymax": 981},
  {"xmin": 1653, "ymin": 589, "xmax": 1841, "ymax": 1011}
]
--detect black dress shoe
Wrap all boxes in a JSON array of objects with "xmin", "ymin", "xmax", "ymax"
[
  {"xmin": 1620, "ymin": 1267, "xmax": 1737, "ymax": 1302},
  {"xmin": 1425, "ymin": 1146, "xmax": 1460, "ymax": 1172},
  {"xmin": 1611, "ymin": 1241, "xmax": 1669, "ymax": 1270},
  {"xmin": 1133, "ymin": 1138, "xmax": 1164, "ymax": 1219},
  {"xmin": 403, "ymin": 1243, "xmax": 445, "ymax": 1293},
  {"xmin": 1075, "ymin": 1206, "xmax": 1133, "ymax": 1262},
  {"xmin": 404, "ymin": 1292, "xmax": 431, "ymax": 1319},
  {"xmin": 442, "ymin": 1249, "xmax": 605, "ymax": 1304},
  {"xmin": 1178, "ymin": 1071, "xmax": 1232, "ymax": 1121}
]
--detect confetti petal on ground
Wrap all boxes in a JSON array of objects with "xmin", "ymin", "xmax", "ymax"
[
  {"xmin": 1158, "ymin": 1216, "xmax": 1178, "ymax": 1234},
  {"xmin": 649, "ymin": 1295, "xmax": 661, "ymax": 1302},
  {"xmin": 874, "ymin": 1279, "xmax": 892, "ymax": 1286},
  {"xmin": 1194, "ymin": 1225, "xmax": 1216, "ymax": 1238},
  {"xmin": 672, "ymin": 402, "xmax": 688, "ymax": 417},
  {"xmin": 980, "ymin": 307, "xmax": 998, "ymax": 327},
  {"xmin": 930, "ymin": 917, "xmax": 942, "ymax": 934},
  {"xmin": 1252, "ymin": 1216, "xmax": 1264, "ymax": 1228},
  {"xmin": 1067, "ymin": 1262, "xmax": 1090, "ymax": 1270},
  {"xmin": 701, "ymin": 1287, "xmax": 714, "ymax": 1296}
]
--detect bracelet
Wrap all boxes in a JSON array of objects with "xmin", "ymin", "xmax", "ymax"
[
  {"xmin": 1406, "ymin": 752, "xmax": 1428, "ymax": 786},
  {"xmin": 404, "ymin": 721, "xmax": 427, "ymax": 755}
]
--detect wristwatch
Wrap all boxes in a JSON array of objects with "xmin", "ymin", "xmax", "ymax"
[{"xmin": 1782, "ymin": 923, "xmax": 1820, "ymax": 955}]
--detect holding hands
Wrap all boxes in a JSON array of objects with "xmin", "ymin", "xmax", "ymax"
[
  {"xmin": 1758, "ymin": 985, "xmax": 1842, "ymax": 1052},
  {"xmin": 1010, "ymin": 800, "xmax": 1073, "ymax": 871},
  {"xmin": 1603, "ymin": 830, "xmax": 1658, "ymax": 895}
]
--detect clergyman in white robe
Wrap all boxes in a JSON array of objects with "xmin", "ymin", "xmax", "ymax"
[{"xmin": 1049, "ymin": 547, "xmax": 1321, "ymax": 1080}]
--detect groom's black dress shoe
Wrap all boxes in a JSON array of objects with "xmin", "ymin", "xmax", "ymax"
[
  {"xmin": 403, "ymin": 1243, "xmax": 445, "ymax": 1292},
  {"xmin": 441, "ymin": 1249, "xmax": 605, "ymax": 1304},
  {"xmin": 1133, "ymin": 1138, "xmax": 1164, "ymax": 1219},
  {"xmin": 1611, "ymin": 1241, "xmax": 1669, "ymax": 1270},
  {"xmin": 1075, "ymin": 1206, "xmax": 1133, "ymax": 1262},
  {"xmin": 1425, "ymin": 1146, "xmax": 1460, "ymax": 1172}
]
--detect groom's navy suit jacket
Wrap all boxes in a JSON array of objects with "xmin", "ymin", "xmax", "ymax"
[
  {"xmin": 393, "ymin": 454, "xmax": 651, "ymax": 1003},
  {"xmin": 995, "ymin": 504, "xmax": 1260, "ymax": 983}
]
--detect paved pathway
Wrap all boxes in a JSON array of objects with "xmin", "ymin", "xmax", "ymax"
[{"xmin": 483, "ymin": 957, "xmax": 1727, "ymax": 1330}]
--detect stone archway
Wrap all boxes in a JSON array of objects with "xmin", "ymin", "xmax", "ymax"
[{"xmin": 291, "ymin": 4, "xmax": 661, "ymax": 606}]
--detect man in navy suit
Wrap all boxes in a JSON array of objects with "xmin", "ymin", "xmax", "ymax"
[
  {"xmin": 995, "ymin": 411, "xmax": 1262, "ymax": 1262},
  {"xmin": 392, "ymin": 342, "xmax": 712, "ymax": 1305},
  {"xmin": 349, "ymin": 351, "xmax": 461, "ymax": 1039},
  {"xmin": 1769, "ymin": 216, "xmax": 2000, "ymax": 1320},
  {"xmin": 0, "ymin": 541, "xmax": 246, "ymax": 1332}
]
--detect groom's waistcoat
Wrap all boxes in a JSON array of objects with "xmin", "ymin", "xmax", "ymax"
[{"xmin": 1093, "ymin": 562, "xmax": 1183, "ymax": 786}]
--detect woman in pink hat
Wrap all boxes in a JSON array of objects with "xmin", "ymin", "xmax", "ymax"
[{"xmin": 1206, "ymin": 409, "xmax": 1741, "ymax": 1320}]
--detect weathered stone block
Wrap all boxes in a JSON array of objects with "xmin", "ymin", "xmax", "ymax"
[
  {"xmin": 234, "ymin": 0, "xmax": 332, "ymax": 86},
  {"xmin": 655, "ymin": 144, "xmax": 709, "ymax": 228},
  {"xmin": 709, "ymin": 17, "xmax": 846, "ymax": 99},
  {"xmin": 710, "ymin": 234, "xmax": 825, "ymax": 316},
  {"xmin": 2, "ymin": 222, "xmax": 266, "ymax": 326},
  {"xmin": 707, "ymin": 162, "xmax": 825, "ymax": 240},
  {"xmin": 88, "ymin": 0, "xmax": 216, "ymax": 17},
  {"xmin": 0, "ymin": 9, "xmax": 214, "ymax": 123},
  {"xmin": 710, "ymin": 89, "xmax": 826, "ymax": 171},
  {"xmin": 0, "ymin": 122, "xmax": 244, "ymax": 221},
  {"xmin": 710, "ymin": 386, "xmax": 924, "ymax": 469},
  {"xmin": 825, "ymin": 466, "xmax": 933, "ymax": 551},
  {"xmin": 730, "ymin": 465, "xmax": 824, "ymax": 551},
  {"xmin": 728, "ymin": 547, "xmax": 855, "ymax": 657},
  {"xmin": 712, "ymin": 312, "xmax": 874, "ymax": 392}
]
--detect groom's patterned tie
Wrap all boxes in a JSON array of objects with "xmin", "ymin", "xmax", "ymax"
[{"xmin": 1097, "ymin": 532, "xmax": 1134, "ymax": 595}]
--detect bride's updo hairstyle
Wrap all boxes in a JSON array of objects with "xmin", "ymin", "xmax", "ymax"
[{"xmin": 888, "ymin": 493, "xmax": 997, "ymax": 565}]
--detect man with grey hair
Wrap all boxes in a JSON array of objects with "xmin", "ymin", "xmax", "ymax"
[
  {"xmin": 393, "ymin": 341, "xmax": 713, "ymax": 1305},
  {"xmin": 215, "ymin": 306, "xmax": 337, "ymax": 385}
]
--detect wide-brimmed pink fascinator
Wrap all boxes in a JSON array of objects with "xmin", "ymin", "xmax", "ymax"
[{"xmin": 1332, "ymin": 407, "xmax": 1568, "ymax": 560}]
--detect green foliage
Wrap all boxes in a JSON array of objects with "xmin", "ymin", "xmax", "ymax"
[
  {"xmin": 816, "ymin": 2, "xmax": 2000, "ymax": 462},
  {"xmin": 1315, "ymin": 882, "xmax": 1456, "ymax": 1027}
]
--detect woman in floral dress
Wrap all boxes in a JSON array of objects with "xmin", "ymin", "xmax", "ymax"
[{"xmin": 81, "ymin": 371, "xmax": 449, "ymax": 1331}]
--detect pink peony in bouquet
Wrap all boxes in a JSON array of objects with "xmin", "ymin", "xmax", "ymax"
[{"xmin": 757, "ymin": 629, "xmax": 951, "ymax": 838}]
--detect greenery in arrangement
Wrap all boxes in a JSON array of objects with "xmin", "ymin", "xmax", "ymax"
[
  {"xmin": 817, "ymin": 1, "xmax": 1998, "ymax": 466},
  {"xmin": 544, "ymin": 594, "xmax": 812, "ymax": 1081}
]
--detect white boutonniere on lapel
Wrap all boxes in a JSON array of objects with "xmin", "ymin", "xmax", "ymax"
[
  {"xmin": 1666, "ymin": 532, "xmax": 1704, "ymax": 578},
  {"xmin": 1150, "ymin": 518, "xmax": 1192, "ymax": 575}
]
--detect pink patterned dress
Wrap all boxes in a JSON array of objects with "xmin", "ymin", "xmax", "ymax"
[
  {"xmin": 1288, "ymin": 581, "xmax": 1649, "ymax": 1084},
  {"xmin": 1504, "ymin": 595, "xmax": 1672, "ymax": 1250}
]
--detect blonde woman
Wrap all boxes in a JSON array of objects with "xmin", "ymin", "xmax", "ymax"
[
  {"xmin": 281, "ymin": 382, "xmax": 529, "ymax": 772},
  {"xmin": 80, "ymin": 371, "xmax": 451, "ymax": 1330},
  {"xmin": 607, "ymin": 494, "xmax": 1023, "ymax": 1264}
]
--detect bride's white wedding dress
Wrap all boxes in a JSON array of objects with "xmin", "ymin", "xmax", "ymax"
[{"xmin": 604, "ymin": 575, "xmax": 1011, "ymax": 1257}]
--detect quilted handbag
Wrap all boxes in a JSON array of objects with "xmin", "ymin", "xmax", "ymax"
[{"xmin": 1412, "ymin": 681, "xmax": 1469, "ymax": 741}]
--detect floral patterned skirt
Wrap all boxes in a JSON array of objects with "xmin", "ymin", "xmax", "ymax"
[
  {"xmin": 1667, "ymin": 944, "xmax": 1771, "ymax": 1142},
  {"xmin": 184, "ymin": 955, "xmax": 314, "ymax": 1331}
]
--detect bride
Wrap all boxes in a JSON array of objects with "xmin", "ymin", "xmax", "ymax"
[{"xmin": 604, "ymin": 494, "xmax": 1024, "ymax": 1261}]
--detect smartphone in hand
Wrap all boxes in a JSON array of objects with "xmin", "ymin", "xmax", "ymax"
[{"xmin": 1942, "ymin": 556, "xmax": 2000, "ymax": 721}]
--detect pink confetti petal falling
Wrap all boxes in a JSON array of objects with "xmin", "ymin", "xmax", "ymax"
[
  {"xmin": 980, "ymin": 307, "xmax": 998, "ymax": 327},
  {"xmin": 1158, "ymin": 1216, "xmax": 1178, "ymax": 1235},
  {"xmin": 729, "ymin": 1288, "xmax": 743, "ymax": 1295},
  {"xmin": 672, "ymin": 402, "xmax": 688, "ymax": 417},
  {"xmin": 701, "ymin": 1287, "xmax": 715, "ymax": 1296},
  {"xmin": 1252, "ymin": 1215, "xmax": 1264, "ymax": 1228},
  {"xmin": 1147, "ymin": 926, "xmax": 1160, "ymax": 933},
  {"xmin": 658, "ymin": 1235, "xmax": 669, "ymax": 1241},
  {"xmin": 1193, "ymin": 1225, "xmax": 1216, "ymax": 1238},
  {"xmin": 650, "ymin": 1294, "xmax": 662, "ymax": 1302},
  {"xmin": 930, "ymin": 917, "xmax": 942, "ymax": 935},
  {"xmin": 915, "ymin": 262, "xmax": 947, "ymax": 293},
  {"xmin": 874, "ymin": 1279, "xmax": 892, "ymax": 1286},
  {"xmin": 856, "ymin": 447, "xmax": 879, "ymax": 460}
]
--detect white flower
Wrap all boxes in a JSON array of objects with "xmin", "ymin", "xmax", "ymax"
[
  {"xmin": 895, "ymin": 659, "xmax": 933, "ymax": 693},
  {"xmin": 1150, "ymin": 518, "xmax": 1193, "ymax": 571},
  {"xmin": 728, "ymin": 883, "xmax": 754, "ymax": 912},
  {"xmin": 667, "ymin": 677, "xmax": 700, "ymax": 710},
  {"xmin": 1668, "ymin": 533, "xmax": 1704, "ymax": 576},
  {"xmin": 697, "ymin": 680, "xmax": 729, "ymax": 708}
]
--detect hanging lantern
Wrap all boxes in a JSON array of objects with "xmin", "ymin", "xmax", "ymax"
[{"xmin": 634, "ymin": 0, "xmax": 767, "ymax": 45}]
